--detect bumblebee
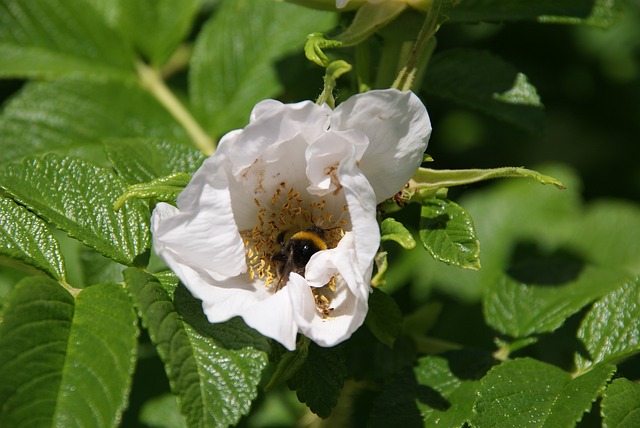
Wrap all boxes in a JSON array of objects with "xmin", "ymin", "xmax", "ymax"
[{"xmin": 271, "ymin": 226, "xmax": 328, "ymax": 291}]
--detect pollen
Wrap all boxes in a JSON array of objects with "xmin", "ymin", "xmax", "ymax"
[{"xmin": 240, "ymin": 182, "xmax": 347, "ymax": 318}]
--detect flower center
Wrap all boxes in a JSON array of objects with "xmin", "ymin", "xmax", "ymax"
[{"xmin": 240, "ymin": 182, "xmax": 347, "ymax": 315}]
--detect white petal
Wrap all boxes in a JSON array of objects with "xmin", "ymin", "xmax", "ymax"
[
  {"xmin": 298, "ymin": 233, "xmax": 370, "ymax": 346},
  {"xmin": 305, "ymin": 129, "xmax": 368, "ymax": 196},
  {"xmin": 331, "ymin": 89, "xmax": 431, "ymax": 202},
  {"xmin": 337, "ymin": 156, "xmax": 381, "ymax": 275},
  {"xmin": 151, "ymin": 156, "xmax": 246, "ymax": 282}
]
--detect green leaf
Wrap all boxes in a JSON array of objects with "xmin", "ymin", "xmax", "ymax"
[
  {"xmin": 601, "ymin": 378, "xmax": 640, "ymax": 428},
  {"xmin": 0, "ymin": 277, "xmax": 138, "ymax": 427},
  {"xmin": 380, "ymin": 217, "xmax": 416, "ymax": 249},
  {"xmin": 575, "ymin": 278, "xmax": 640, "ymax": 373},
  {"xmin": 0, "ymin": 78, "xmax": 190, "ymax": 165},
  {"xmin": 483, "ymin": 267, "xmax": 630, "ymax": 339},
  {"xmin": 139, "ymin": 394, "xmax": 188, "ymax": 428},
  {"xmin": 446, "ymin": 0, "xmax": 594, "ymax": 23},
  {"xmin": 473, "ymin": 358, "xmax": 615, "ymax": 427},
  {"xmin": 0, "ymin": 196, "xmax": 66, "ymax": 281},
  {"xmin": 287, "ymin": 342, "xmax": 347, "ymax": 418},
  {"xmin": 424, "ymin": 49, "xmax": 545, "ymax": 132},
  {"xmin": 80, "ymin": 245, "xmax": 126, "ymax": 286},
  {"xmin": 265, "ymin": 339, "xmax": 310, "ymax": 391},
  {"xmin": 419, "ymin": 197, "xmax": 480, "ymax": 270},
  {"xmin": 114, "ymin": 172, "xmax": 192, "ymax": 211},
  {"xmin": 569, "ymin": 200, "xmax": 640, "ymax": 275},
  {"xmin": 189, "ymin": 0, "xmax": 336, "ymax": 135},
  {"xmin": 415, "ymin": 351, "xmax": 495, "ymax": 427},
  {"xmin": 0, "ymin": 154, "xmax": 151, "ymax": 267},
  {"xmin": 124, "ymin": 268, "xmax": 269, "ymax": 428},
  {"xmin": 116, "ymin": 0, "xmax": 200, "ymax": 66},
  {"xmin": 365, "ymin": 288, "xmax": 403, "ymax": 347},
  {"xmin": 105, "ymin": 138, "xmax": 205, "ymax": 185},
  {"xmin": 0, "ymin": 0, "xmax": 134, "ymax": 79}
]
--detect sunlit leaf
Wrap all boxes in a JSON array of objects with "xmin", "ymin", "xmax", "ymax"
[
  {"xmin": 0, "ymin": 278, "xmax": 138, "ymax": 427},
  {"xmin": 124, "ymin": 268, "xmax": 269, "ymax": 427},
  {"xmin": 575, "ymin": 278, "xmax": 640, "ymax": 373},
  {"xmin": 601, "ymin": 378, "xmax": 640, "ymax": 428},
  {"xmin": 189, "ymin": 0, "xmax": 336, "ymax": 135},
  {"xmin": 0, "ymin": 79, "xmax": 189, "ymax": 165},
  {"xmin": 473, "ymin": 358, "xmax": 615, "ymax": 427},
  {"xmin": 0, "ymin": 154, "xmax": 151, "ymax": 267},
  {"xmin": 419, "ymin": 197, "xmax": 480, "ymax": 270},
  {"xmin": 483, "ymin": 267, "xmax": 630, "ymax": 338},
  {"xmin": 0, "ymin": 0, "xmax": 134, "ymax": 79},
  {"xmin": 0, "ymin": 196, "xmax": 66, "ymax": 281}
]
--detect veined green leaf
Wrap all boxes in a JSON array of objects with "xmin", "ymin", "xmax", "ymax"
[
  {"xmin": 483, "ymin": 267, "xmax": 630, "ymax": 339},
  {"xmin": 473, "ymin": 358, "xmax": 615, "ymax": 427},
  {"xmin": 114, "ymin": 172, "xmax": 192, "ymax": 211},
  {"xmin": 0, "ymin": 154, "xmax": 151, "ymax": 267},
  {"xmin": 105, "ymin": 139, "xmax": 205, "ymax": 185},
  {"xmin": 419, "ymin": 197, "xmax": 480, "ymax": 270},
  {"xmin": 0, "ymin": 0, "xmax": 134, "ymax": 79},
  {"xmin": 601, "ymin": 378, "xmax": 640, "ymax": 428},
  {"xmin": 0, "ymin": 196, "xmax": 66, "ymax": 281},
  {"xmin": 0, "ymin": 277, "xmax": 138, "ymax": 427},
  {"xmin": 287, "ymin": 342, "xmax": 347, "ymax": 418},
  {"xmin": 124, "ymin": 268, "xmax": 269, "ymax": 428},
  {"xmin": 116, "ymin": 0, "xmax": 200, "ymax": 67},
  {"xmin": 189, "ymin": 0, "xmax": 336, "ymax": 135},
  {"xmin": 424, "ymin": 48, "xmax": 545, "ymax": 132},
  {"xmin": 575, "ymin": 278, "xmax": 640, "ymax": 373},
  {"xmin": 0, "ymin": 78, "xmax": 190, "ymax": 165}
]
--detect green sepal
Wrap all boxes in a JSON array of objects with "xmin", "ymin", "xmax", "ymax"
[
  {"xmin": 305, "ymin": 33, "xmax": 343, "ymax": 67},
  {"xmin": 114, "ymin": 172, "xmax": 191, "ymax": 211},
  {"xmin": 412, "ymin": 166, "xmax": 565, "ymax": 201},
  {"xmin": 371, "ymin": 250, "xmax": 389, "ymax": 288}
]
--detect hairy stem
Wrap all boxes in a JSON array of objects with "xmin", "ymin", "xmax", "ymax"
[{"xmin": 136, "ymin": 61, "xmax": 216, "ymax": 155}]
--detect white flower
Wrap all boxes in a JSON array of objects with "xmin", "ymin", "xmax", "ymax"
[{"xmin": 151, "ymin": 89, "xmax": 431, "ymax": 350}]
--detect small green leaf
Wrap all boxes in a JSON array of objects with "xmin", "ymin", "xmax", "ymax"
[
  {"xmin": 189, "ymin": 0, "xmax": 336, "ymax": 135},
  {"xmin": 0, "ymin": 78, "xmax": 190, "ymax": 165},
  {"xmin": 575, "ymin": 278, "xmax": 640, "ymax": 373},
  {"xmin": 124, "ymin": 268, "xmax": 269, "ymax": 427},
  {"xmin": 0, "ymin": 196, "xmax": 66, "ymax": 281},
  {"xmin": 80, "ymin": 246, "xmax": 126, "ymax": 286},
  {"xmin": 116, "ymin": 0, "xmax": 200, "ymax": 66},
  {"xmin": 0, "ymin": 154, "xmax": 151, "ymax": 267},
  {"xmin": 483, "ymin": 267, "xmax": 630, "ymax": 339},
  {"xmin": 114, "ymin": 172, "xmax": 192, "ymax": 211},
  {"xmin": 419, "ymin": 197, "xmax": 480, "ymax": 270},
  {"xmin": 0, "ymin": 0, "xmax": 134, "ymax": 79},
  {"xmin": 287, "ymin": 342, "xmax": 347, "ymax": 418},
  {"xmin": 365, "ymin": 288, "xmax": 403, "ymax": 347},
  {"xmin": 473, "ymin": 358, "xmax": 615, "ymax": 427},
  {"xmin": 492, "ymin": 72, "xmax": 543, "ymax": 106},
  {"xmin": 601, "ymin": 378, "xmax": 640, "ymax": 428},
  {"xmin": 0, "ymin": 277, "xmax": 138, "ymax": 427},
  {"xmin": 380, "ymin": 217, "xmax": 416, "ymax": 249},
  {"xmin": 424, "ymin": 49, "xmax": 545, "ymax": 131},
  {"xmin": 105, "ymin": 138, "xmax": 205, "ymax": 185}
]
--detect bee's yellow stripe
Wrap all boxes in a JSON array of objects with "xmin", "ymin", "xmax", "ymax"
[{"xmin": 290, "ymin": 231, "xmax": 328, "ymax": 251}]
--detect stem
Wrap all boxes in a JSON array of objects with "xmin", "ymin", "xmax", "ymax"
[
  {"xmin": 136, "ymin": 61, "xmax": 216, "ymax": 155},
  {"xmin": 392, "ymin": 1, "xmax": 441, "ymax": 91}
]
